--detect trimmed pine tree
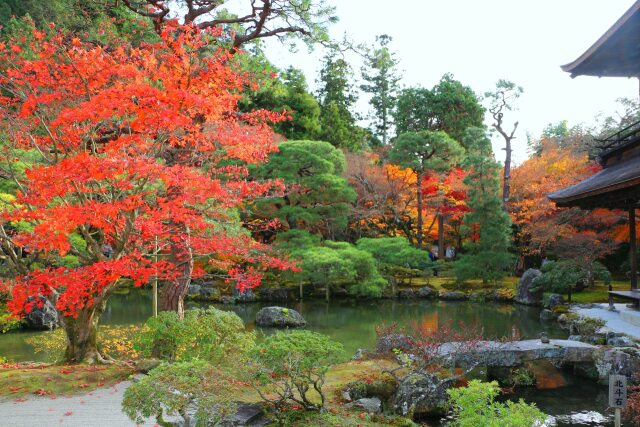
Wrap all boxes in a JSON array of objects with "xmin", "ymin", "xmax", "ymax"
[{"xmin": 454, "ymin": 127, "xmax": 514, "ymax": 284}]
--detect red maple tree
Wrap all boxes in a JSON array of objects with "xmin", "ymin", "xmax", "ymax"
[{"xmin": 0, "ymin": 21, "xmax": 292, "ymax": 362}]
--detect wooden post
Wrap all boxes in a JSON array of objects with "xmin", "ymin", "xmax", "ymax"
[
  {"xmin": 438, "ymin": 213, "xmax": 445, "ymax": 262},
  {"xmin": 153, "ymin": 235, "xmax": 158, "ymax": 318},
  {"xmin": 630, "ymin": 207, "xmax": 637, "ymax": 290}
]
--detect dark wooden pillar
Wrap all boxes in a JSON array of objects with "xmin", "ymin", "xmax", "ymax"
[{"xmin": 630, "ymin": 207, "xmax": 637, "ymax": 290}]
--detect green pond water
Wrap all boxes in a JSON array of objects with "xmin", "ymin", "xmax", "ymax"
[{"xmin": 0, "ymin": 290, "xmax": 616, "ymax": 425}]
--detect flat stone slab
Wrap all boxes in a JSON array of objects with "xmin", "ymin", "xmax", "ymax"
[
  {"xmin": 574, "ymin": 304, "xmax": 640, "ymax": 340},
  {"xmin": 438, "ymin": 339, "xmax": 597, "ymax": 367}
]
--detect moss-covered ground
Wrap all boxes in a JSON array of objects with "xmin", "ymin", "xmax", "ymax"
[{"xmin": 0, "ymin": 363, "xmax": 135, "ymax": 398}]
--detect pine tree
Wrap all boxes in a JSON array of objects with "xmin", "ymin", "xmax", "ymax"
[
  {"xmin": 454, "ymin": 127, "xmax": 514, "ymax": 283},
  {"xmin": 316, "ymin": 52, "xmax": 365, "ymax": 150},
  {"xmin": 360, "ymin": 34, "xmax": 400, "ymax": 145}
]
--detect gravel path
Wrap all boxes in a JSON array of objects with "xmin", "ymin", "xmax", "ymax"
[
  {"xmin": 573, "ymin": 303, "xmax": 640, "ymax": 340},
  {"xmin": 0, "ymin": 380, "xmax": 155, "ymax": 427}
]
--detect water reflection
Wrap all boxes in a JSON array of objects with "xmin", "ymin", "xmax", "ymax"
[{"xmin": 0, "ymin": 291, "xmax": 615, "ymax": 426}]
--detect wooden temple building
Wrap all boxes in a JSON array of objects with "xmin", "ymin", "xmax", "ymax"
[{"xmin": 548, "ymin": 0, "xmax": 640, "ymax": 306}]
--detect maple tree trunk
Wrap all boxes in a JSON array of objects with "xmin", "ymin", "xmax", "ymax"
[
  {"xmin": 61, "ymin": 299, "xmax": 109, "ymax": 364},
  {"xmin": 159, "ymin": 221, "xmax": 194, "ymax": 319},
  {"xmin": 159, "ymin": 265, "xmax": 192, "ymax": 319},
  {"xmin": 416, "ymin": 172, "xmax": 423, "ymax": 249}
]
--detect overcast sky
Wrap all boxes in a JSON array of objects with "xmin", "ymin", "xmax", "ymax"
[{"xmin": 260, "ymin": 0, "xmax": 639, "ymax": 165}]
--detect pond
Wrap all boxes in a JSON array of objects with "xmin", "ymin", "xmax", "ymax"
[{"xmin": 0, "ymin": 289, "xmax": 616, "ymax": 426}]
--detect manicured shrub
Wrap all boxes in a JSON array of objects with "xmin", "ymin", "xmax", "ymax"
[
  {"xmin": 532, "ymin": 260, "xmax": 611, "ymax": 295},
  {"xmin": 134, "ymin": 307, "xmax": 254, "ymax": 364},
  {"xmin": 249, "ymin": 330, "xmax": 344, "ymax": 416},
  {"xmin": 122, "ymin": 361, "xmax": 238, "ymax": 426},
  {"xmin": 299, "ymin": 243, "xmax": 387, "ymax": 298},
  {"xmin": 356, "ymin": 237, "xmax": 430, "ymax": 271},
  {"xmin": 447, "ymin": 380, "xmax": 546, "ymax": 426}
]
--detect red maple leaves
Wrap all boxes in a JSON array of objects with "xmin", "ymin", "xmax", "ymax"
[{"xmin": 0, "ymin": 22, "xmax": 293, "ymax": 318}]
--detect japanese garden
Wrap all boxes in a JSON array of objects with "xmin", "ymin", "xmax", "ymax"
[{"xmin": 0, "ymin": 1, "xmax": 640, "ymax": 426}]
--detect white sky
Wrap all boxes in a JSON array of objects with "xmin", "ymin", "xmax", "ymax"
[{"xmin": 261, "ymin": 0, "xmax": 639, "ymax": 165}]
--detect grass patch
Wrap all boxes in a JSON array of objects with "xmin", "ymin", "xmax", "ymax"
[
  {"xmin": 0, "ymin": 363, "xmax": 135, "ymax": 398},
  {"xmin": 553, "ymin": 279, "xmax": 631, "ymax": 304},
  {"xmin": 279, "ymin": 408, "xmax": 416, "ymax": 426},
  {"xmin": 405, "ymin": 275, "xmax": 519, "ymax": 292}
]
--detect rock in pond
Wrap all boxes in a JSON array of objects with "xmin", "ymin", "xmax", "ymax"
[
  {"xmin": 440, "ymin": 291, "xmax": 467, "ymax": 301},
  {"xmin": 255, "ymin": 306, "xmax": 306, "ymax": 328},
  {"xmin": 24, "ymin": 296, "xmax": 58, "ymax": 329},
  {"xmin": 547, "ymin": 293, "xmax": 564, "ymax": 310},
  {"xmin": 514, "ymin": 268, "xmax": 542, "ymax": 306},
  {"xmin": 417, "ymin": 286, "xmax": 436, "ymax": 298},
  {"xmin": 345, "ymin": 397, "xmax": 382, "ymax": 414},
  {"xmin": 397, "ymin": 289, "xmax": 417, "ymax": 299},
  {"xmin": 607, "ymin": 336, "xmax": 636, "ymax": 347},
  {"xmin": 539, "ymin": 309, "xmax": 557, "ymax": 321}
]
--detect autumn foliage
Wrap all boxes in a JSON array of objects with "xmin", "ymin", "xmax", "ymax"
[
  {"xmin": 0, "ymin": 21, "xmax": 292, "ymax": 361},
  {"xmin": 510, "ymin": 139, "xmax": 625, "ymax": 260}
]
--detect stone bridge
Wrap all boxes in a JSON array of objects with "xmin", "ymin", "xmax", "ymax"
[{"xmin": 439, "ymin": 339, "xmax": 597, "ymax": 367}]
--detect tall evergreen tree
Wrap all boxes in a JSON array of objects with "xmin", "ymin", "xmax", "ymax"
[
  {"xmin": 316, "ymin": 52, "xmax": 366, "ymax": 150},
  {"xmin": 249, "ymin": 140, "xmax": 356, "ymax": 240},
  {"xmin": 360, "ymin": 34, "xmax": 400, "ymax": 145},
  {"xmin": 394, "ymin": 74, "xmax": 485, "ymax": 146},
  {"xmin": 454, "ymin": 128, "xmax": 514, "ymax": 283},
  {"xmin": 238, "ymin": 54, "xmax": 322, "ymax": 140}
]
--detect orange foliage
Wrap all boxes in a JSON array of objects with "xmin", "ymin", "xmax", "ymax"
[
  {"xmin": 510, "ymin": 140, "xmax": 626, "ymax": 257},
  {"xmin": 345, "ymin": 151, "xmax": 468, "ymax": 247}
]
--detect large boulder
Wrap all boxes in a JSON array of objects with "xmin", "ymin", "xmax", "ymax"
[
  {"xmin": 607, "ymin": 336, "xmax": 636, "ymax": 347},
  {"xmin": 227, "ymin": 403, "xmax": 269, "ymax": 426},
  {"xmin": 346, "ymin": 397, "xmax": 382, "ymax": 414},
  {"xmin": 255, "ymin": 306, "xmax": 306, "ymax": 328},
  {"xmin": 593, "ymin": 347, "xmax": 640, "ymax": 382},
  {"xmin": 393, "ymin": 372, "xmax": 450, "ymax": 416},
  {"xmin": 514, "ymin": 268, "xmax": 542, "ymax": 306},
  {"xmin": 24, "ymin": 296, "xmax": 58, "ymax": 330}
]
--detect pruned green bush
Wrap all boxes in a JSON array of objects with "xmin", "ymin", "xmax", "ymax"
[
  {"xmin": 299, "ymin": 243, "xmax": 387, "ymax": 298},
  {"xmin": 531, "ymin": 260, "xmax": 611, "ymax": 295},
  {"xmin": 134, "ymin": 307, "xmax": 254, "ymax": 364},
  {"xmin": 122, "ymin": 361, "xmax": 238, "ymax": 426},
  {"xmin": 248, "ymin": 330, "xmax": 344, "ymax": 418},
  {"xmin": 356, "ymin": 237, "xmax": 431, "ymax": 271},
  {"xmin": 447, "ymin": 380, "xmax": 546, "ymax": 426}
]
